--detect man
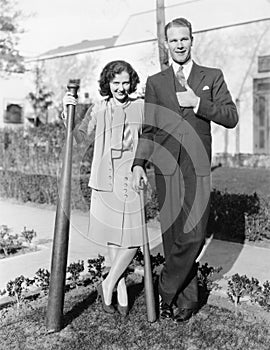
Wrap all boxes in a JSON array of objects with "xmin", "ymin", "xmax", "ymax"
[{"xmin": 132, "ymin": 17, "xmax": 238, "ymax": 323}]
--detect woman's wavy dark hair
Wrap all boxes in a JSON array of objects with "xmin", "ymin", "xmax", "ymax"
[{"xmin": 99, "ymin": 60, "xmax": 140, "ymax": 97}]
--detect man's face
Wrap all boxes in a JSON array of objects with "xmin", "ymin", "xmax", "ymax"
[{"xmin": 165, "ymin": 26, "xmax": 193, "ymax": 65}]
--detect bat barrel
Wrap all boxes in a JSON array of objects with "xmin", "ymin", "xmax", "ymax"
[{"xmin": 46, "ymin": 82, "xmax": 79, "ymax": 332}]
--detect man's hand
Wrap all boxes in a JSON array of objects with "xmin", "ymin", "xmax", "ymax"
[
  {"xmin": 132, "ymin": 166, "xmax": 148, "ymax": 192},
  {"xmin": 176, "ymin": 83, "xmax": 199, "ymax": 108}
]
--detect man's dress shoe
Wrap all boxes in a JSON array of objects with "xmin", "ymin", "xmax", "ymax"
[
  {"xmin": 174, "ymin": 308, "xmax": 195, "ymax": 323},
  {"xmin": 159, "ymin": 300, "xmax": 173, "ymax": 319}
]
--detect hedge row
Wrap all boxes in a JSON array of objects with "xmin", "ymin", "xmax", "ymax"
[
  {"xmin": 207, "ymin": 189, "xmax": 270, "ymax": 242},
  {"xmin": 0, "ymin": 170, "xmax": 157, "ymax": 220},
  {"xmin": 0, "ymin": 119, "xmax": 94, "ymax": 176},
  {"xmin": 0, "ymin": 169, "xmax": 269, "ymax": 242},
  {"xmin": 0, "ymin": 170, "xmax": 91, "ymax": 212}
]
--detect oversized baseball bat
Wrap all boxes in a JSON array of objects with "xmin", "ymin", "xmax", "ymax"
[
  {"xmin": 139, "ymin": 188, "xmax": 157, "ymax": 323},
  {"xmin": 46, "ymin": 81, "xmax": 80, "ymax": 333}
]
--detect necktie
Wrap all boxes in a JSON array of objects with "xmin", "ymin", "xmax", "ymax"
[{"xmin": 176, "ymin": 65, "xmax": 186, "ymax": 87}]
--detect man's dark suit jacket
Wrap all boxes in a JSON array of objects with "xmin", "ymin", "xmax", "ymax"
[{"xmin": 133, "ymin": 62, "xmax": 238, "ymax": 175}]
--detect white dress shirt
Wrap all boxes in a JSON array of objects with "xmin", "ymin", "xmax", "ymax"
[
  {"xmin": 172, "ymin": 59, "xmax": 193, "ymax": 80},
  {"xmin": 172, "ymin": 59, "xmax": 200, "ymax": 113}
]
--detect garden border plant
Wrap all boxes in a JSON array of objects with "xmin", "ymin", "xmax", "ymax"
[
  {"xmin": 1, "ymin": 248, "xmax": 270, "ymax": 319},
  {"xmin": 227, "ymin": 273, "xmax": 270, "ymax": 313}
]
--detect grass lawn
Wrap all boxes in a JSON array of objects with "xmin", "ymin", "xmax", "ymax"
[
  {"xmin": 211, "ymin": 166, "xmax": 270, "ymax": 197},
  {"xmin": 1, "ymin": 279, "xmax": 270, "ymax": 350}
]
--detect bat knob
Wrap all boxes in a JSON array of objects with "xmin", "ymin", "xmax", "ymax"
[{"xmin": 67, "ymin": 79, "xmax": 80, "ymax": 99}]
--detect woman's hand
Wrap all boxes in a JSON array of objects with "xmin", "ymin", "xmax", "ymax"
[
  {"xmin": 132, "ymin": 166, "xmax": 148, "ymax": 192},
  {"xmin": 62, "ymin": 92, "xmax": 78, "ymax": 119}
]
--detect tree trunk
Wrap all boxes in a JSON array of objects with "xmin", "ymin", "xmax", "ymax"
[{"xmin": 156, "ymin": 0, "xmax": 169, "ymax": 71}]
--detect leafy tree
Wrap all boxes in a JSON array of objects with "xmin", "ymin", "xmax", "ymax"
[
  {"xmin": 27, "ymin": 64, "xmax": 53, "ymax": 125},
  {"xmin": 43, "ymin": 53, "xmax": 99, "ymax": 102},
  {"xmin": 0, "ymin": 0, "xmax": 24, "ymax": 74}
]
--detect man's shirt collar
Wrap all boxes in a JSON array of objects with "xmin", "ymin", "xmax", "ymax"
[{"xmin": 172, "ymin": 59, "xmax": 193, "ymax": 79}]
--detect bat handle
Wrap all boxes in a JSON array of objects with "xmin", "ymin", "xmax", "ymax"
[{"xmin": 139, "ymin": 189, "xmax": 157, "ymax": 323}]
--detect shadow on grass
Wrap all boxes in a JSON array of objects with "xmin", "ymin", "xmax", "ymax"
[
  {"xmin": 198, "ymin": 285, "xmax": 211, "ymax": 310},
  {"xmin": 62, "ymin": 279, "xmax": 146, "ymax": 328},
  {"xmin": 123, "ymin": 280, "xmax": 144, "ymax": 310},
  {"xmin": 63, "ymin": 289, "xmax": 97, "ymax": 328}
]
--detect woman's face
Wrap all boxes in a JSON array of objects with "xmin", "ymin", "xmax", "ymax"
[{"xmin": 109, "ymin": 71, "xmax": 130, "ymax": 103}]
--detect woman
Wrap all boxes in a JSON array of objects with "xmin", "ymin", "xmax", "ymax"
[{"xmin": 62, "ymin": 60, "xmax": 147, "ymax": 316}]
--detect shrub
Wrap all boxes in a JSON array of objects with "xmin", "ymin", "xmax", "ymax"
[
  {"xmin": 198, "ymin": 263, "xmax": 222, "ymax": 294},
  {"xmin": 0, "ymin": 121, "xmax": 94, "ymax": 176},
  {"xmin": 0, "ymin": 170, "xmax": 91, "ymax": 211},
  {"xmin": 207, "ymin": 189, "xmax": 264, "ymax": 242},
  {"xmin": 257, "ymin": 280, "xmax": 270, "ymax": 312},
  {"xmin": 245, "ymin": 277, "xmax": 262, "ymax": 304},
  {"xmin": 34, "ymin": 268, "xmax": 50, "ymax": 295},
  {"xmin": 227, "ymin": 273, "xmax": 250, "ymax": 308},
  {"xmin": 0, "ymin": 170, "xmax": 58, "ymax": 204},
  {"xmin": 87, "ymin": 255, "xmax": 105, "ymax": 282},
  {"xmin": 20, "ymin": 227, "xmax": 37, "ymax": 244},
  {"xmin": 131, "ymin": 247, "xmax": 165, "ymax": 275},
  {"xmin": 0, "ymin": 123, "xmax": 65, "ymax": 174},
  {"xmin": 227, "ymin": 274, "xmax": 270, "ymax": 313},
  {"xmin": 0, "ymin": 225, "xmax": 22, "ymax": 257},
  {"xmin": 67, "ymin": 260, "xmax": 85, "ymax": 288},
  {"xmin": 144, "ymin": 187, "xmax": 270, "ymax": 241},
  {"xmin": 4, "ymin": 275, "xmax": 34, "ymax": 309},
  {"xmin": 245, "ymin": 197, "xmax": 270, "ymax": 241}
]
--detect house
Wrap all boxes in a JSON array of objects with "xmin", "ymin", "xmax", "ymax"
[{"xmin": 1, "ymin": 0, "xmax": 270, "ymax": 165}]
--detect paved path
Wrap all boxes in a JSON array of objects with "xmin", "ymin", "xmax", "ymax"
[{"xmin": 1, "ymin": 199, "xmax": 270, "ymax": 294}]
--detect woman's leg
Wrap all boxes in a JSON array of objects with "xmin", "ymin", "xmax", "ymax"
[
  {"xmin": 107, "ymin": 245, "xmax": 127, "ymax": 306},
  {"xmin": 102, "ymin": 246, "xmax": 137, "ymax": 305}
]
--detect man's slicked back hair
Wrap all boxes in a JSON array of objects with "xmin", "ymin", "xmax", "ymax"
[{"xmin": 164, "ymin": 17, "xmax": 193, "ymax": 40}]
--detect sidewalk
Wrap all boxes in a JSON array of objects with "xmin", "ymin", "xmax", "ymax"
[{"xmin": 1, "ymin": 199, "xmax": 270, "ymax": 293}]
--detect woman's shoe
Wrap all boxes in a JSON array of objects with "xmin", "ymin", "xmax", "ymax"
[
  {"xmin": 97, "ymin": 283, "xmax": 115, "ymax": 314},
  {"xmin": 117, "ymin": 303, "xmax": 129, "ymax": 316}
]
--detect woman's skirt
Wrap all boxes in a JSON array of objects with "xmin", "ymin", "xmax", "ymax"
[{"xmin": 87, "ymin": 150, "xmax": 144, "ymax": 249}]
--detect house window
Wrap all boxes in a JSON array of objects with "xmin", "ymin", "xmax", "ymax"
[
  {"xmin": 4, "ymin": 103, "xmax": 23, "ymax": 124},
  {"xmin": 253, "ymin": 78, "xmax": 270, "ymax": 154}
]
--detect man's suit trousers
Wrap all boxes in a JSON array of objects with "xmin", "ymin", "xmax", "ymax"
[{"xmin": 155, "ymin": 155, "xmax": 211, "ymax": 308}]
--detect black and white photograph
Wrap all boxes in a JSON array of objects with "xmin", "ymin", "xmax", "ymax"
[{"xmin": 0, "ymin": 0, "xmax": 270, "ymax": 349}]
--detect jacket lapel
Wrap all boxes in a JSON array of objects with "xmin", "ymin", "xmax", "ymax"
[
  {"xmin": 188, "ymin": 62, "xmax": 206, "ymax": 94},
  {"xmin": 161, "ymin": 66, "xmax": 182, "ymax": 113}
]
